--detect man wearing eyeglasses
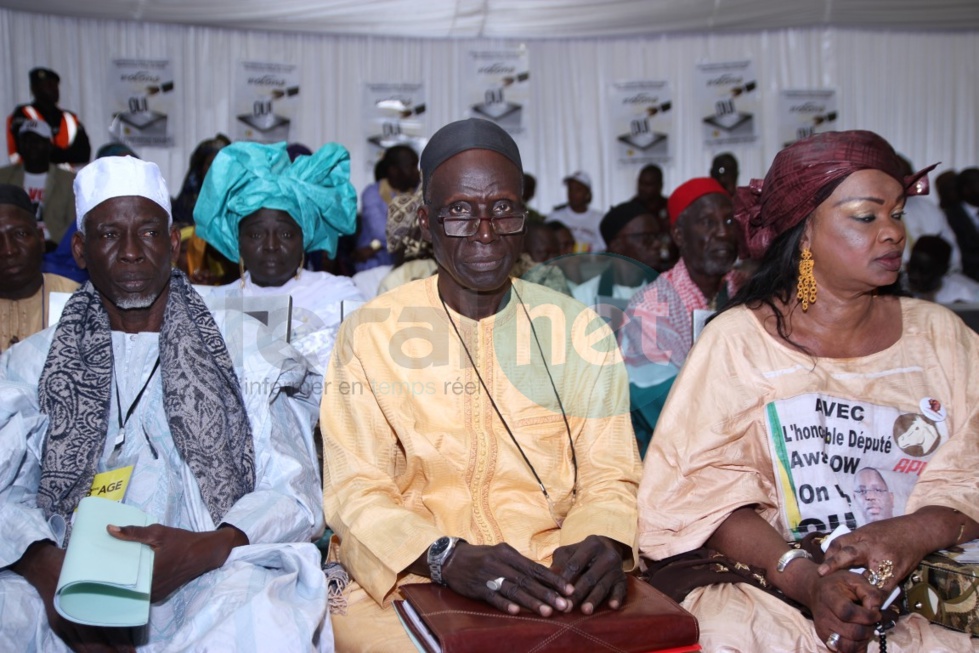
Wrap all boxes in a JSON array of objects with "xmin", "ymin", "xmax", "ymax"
[
  {"xmin": 853, "ymin": 467, "xmax": 897, "ymax": 524},
  {"xmin": 320, "ymin": 118, "xmax": 641, "ymax": 652},
  {"xmin": 569, "ymin": 199, "xmax": 661, "ymax": 316}
]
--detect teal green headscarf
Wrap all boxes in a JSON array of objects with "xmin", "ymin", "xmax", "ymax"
[{"xmin": 193, "ymin": 141, "xmax": 357, "ymax": 261}]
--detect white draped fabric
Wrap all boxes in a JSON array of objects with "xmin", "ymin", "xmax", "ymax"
[
  {"xmin": 4, "ymin": 1, "xmax": 979, "ymax": 38},
  {"xmin": 1, "ymin": 7, "xmax": 976, "ymax": 213}
]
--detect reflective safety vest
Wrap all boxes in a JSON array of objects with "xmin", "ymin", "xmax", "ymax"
[{"xmin": 7, "ymin": 105, "xmax": 81, "ymax": 163}]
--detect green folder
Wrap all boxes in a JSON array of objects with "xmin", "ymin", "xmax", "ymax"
[{"xmin": 54, "ymin": 496, "xmax": 155, "ymax": 627}]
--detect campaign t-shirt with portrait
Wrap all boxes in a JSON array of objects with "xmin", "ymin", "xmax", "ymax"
[
  {"xmin": 638, "ymin": 299, "xmax": 979, "ymax": 561},
  {"xmin": 765, "ymin": 392, "xmax": 947, "ymax": 537}
]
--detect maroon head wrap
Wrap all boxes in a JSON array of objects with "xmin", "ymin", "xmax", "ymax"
[{"xmin": 734, "ymin": 130, "xmax": 938, "ymax": 259}]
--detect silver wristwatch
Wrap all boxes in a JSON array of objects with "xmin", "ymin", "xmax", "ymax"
[{"xmin": 427, "ymin": 536, "xmax": 463, "ymax": 585}]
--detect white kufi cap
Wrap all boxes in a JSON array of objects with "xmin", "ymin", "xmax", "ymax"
[{"xmin": 74, "ymin": 156, "xmax": 172, "ymax": 232}]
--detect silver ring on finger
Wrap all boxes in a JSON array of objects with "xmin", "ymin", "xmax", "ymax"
[
  {"xmin": 865, "ymin": 569, "xmax": 881, "ymax": 587},
  {"xmin": 825, "ymin": 632, "xmax": 841, "ymax": 651},
  {"xmin": 486, "ymin": 576, "xmax": 505, "ymax": 592}
]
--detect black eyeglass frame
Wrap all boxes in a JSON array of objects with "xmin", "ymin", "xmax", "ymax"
[{"xmin": 435, "ymin": 213, "xmax": 528, "ymax": 238}]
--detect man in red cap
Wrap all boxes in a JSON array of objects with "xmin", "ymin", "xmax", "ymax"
[{"xmin": 617, "ymin": 177, "xmax": 739, "ymax": 454}]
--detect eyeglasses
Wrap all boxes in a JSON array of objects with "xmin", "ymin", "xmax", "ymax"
[
  {"xmin": 616, "ymin": 230, "xmax": 660, "ymax": 246},
  {"xmin": 434, "ymin": 201, "xmax": 526, "ymax": 238},
  {"xmin": 854, "ymin": 488, "xmax": 889, "ymax": 498}
]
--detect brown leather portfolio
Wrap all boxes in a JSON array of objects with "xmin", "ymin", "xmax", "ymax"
[{"xmin": 393, "ymin": 576, "xmax": 700, "ymax": 653}]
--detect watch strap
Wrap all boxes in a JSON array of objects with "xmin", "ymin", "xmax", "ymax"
[{"xmin": 428, "ymin": 536, "xmax": 463, "ymax": 586}]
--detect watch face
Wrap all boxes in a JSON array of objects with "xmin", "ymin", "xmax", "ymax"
[{"xmin": 429, "ymin": 536, "xmax": 451, "ymax": 557}]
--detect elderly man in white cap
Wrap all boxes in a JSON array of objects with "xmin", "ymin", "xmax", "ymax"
[{"xmin": 0, "ymin": 156, "xmax": 333, "ymax": 651}]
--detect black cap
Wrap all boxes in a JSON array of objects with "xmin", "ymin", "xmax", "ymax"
[
  {"xmin": 29, "ymin": 68, "xmax": 60, "ymax": 84},
  {"xmin": 600, "ymin": 199, "xmax": 649, "ymax": 244},
  {"xmin": 420, "ymin": 118, "xmax": 521, "ymax": 198},
  {"xmin": 0, "ymin": 183, "xmax": 36, "ymax": 214}
]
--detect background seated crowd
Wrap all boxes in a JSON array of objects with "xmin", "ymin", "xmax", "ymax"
[{"xmin": 2, "ymin": 64, "xmax": 978, "ymax": 653}]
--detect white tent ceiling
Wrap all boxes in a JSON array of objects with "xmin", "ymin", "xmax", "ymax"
[{"xmin": 4, "ymin": 0, "xmax": 979, "ymax": 38}]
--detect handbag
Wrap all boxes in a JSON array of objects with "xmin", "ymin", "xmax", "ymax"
[
  {"xmin": 904, "ymin": 546, "xmax": 979, "ymax": 636},
  {"xmin": 642, "ymin": 533, "xmax": 828, "ymax": 617},
  {"xmin": 393, "ymin": 575, "xmax": 700, "ymax": 653}
]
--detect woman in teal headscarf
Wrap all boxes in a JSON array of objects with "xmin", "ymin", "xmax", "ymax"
[{"xmin": 194, "ymin": 141, "xmax": 364, "ymax": 373}]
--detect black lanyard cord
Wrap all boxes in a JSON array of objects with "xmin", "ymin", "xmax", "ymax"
[
  {"xmin": 439, "ymin": 287, "xmax": 577, "ymax": 503},
  {"xmin": 114, "ymin": 356, "xmax": 161, "ymax": 436}
]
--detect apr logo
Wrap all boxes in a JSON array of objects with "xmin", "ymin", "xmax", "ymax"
[{"xmin": 892, "ymin": 412, "xmax": 941, "ymax": 457}]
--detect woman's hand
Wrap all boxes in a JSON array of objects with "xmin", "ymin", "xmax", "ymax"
[
  {"xmin": 705, "ymin": 506, "xmax": 885, "ymax": 652},
  {"xmin": 820, "ymin": 508, "xmax": 979, "ymax": 593},
  {"xmin": 819, "ymin": 517, "xmax": 929, "ymax": 593},
  {"xmin": 807, "ymin": 569, "xmax": 883, "ymax": 653}
]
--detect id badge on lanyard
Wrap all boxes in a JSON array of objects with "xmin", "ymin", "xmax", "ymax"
[
  {"xmin": 88, "ymin": 461, "xmax": 136, "ymax": 503},
  {"xmin": 87, "ymin": 355, "xmax": 161, "ymax": 505}
]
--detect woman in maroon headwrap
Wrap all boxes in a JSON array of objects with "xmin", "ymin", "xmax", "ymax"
[{"xmin": 636, "ymin": 131, "xmax": 979, "ymax": 652}]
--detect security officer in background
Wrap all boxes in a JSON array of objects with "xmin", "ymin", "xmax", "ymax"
[{"xmin": 7, "ymin": 67, "xmax": 91, "ymax": 168}]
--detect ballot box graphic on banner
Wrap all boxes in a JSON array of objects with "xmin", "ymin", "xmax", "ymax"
[
  {"xmin": 609, "ymin": 80, "xmax": 674, "ymax": 166},
  {"xmin": 465, "ymin": 48, "xmax": 530, "ymax": 135},
  {"xmin": 696, "ymin": 60, "xmax": 759, "ymax": 147},
  {"xmin": 108, "ymin": 59, "xmax": 176, "ymax": 147},
  {"xmin": 234, "ymin": 61, "xmax": 301, "ymax": 144}
]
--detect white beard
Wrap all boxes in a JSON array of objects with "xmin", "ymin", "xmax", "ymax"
[{"xmin": 114, "ymin": 291, "xmax": 161, "ymax": 310}]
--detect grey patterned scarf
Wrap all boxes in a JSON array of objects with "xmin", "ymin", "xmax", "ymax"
[{"xmin": 37, "ymin": 270, "xmax": 255, "ymax": 529}]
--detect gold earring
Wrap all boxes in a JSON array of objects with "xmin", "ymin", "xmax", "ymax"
[
  {"xmin": 295, "ymin": 253, "xmax": 304, "ymax": 280},
  {"xmin": 797, "ymin": 247, "xmax": 817, "ymax": 311},
  {"xmin": 239, "ymin": 257, "xmax": 246, "ymax": 289}
]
